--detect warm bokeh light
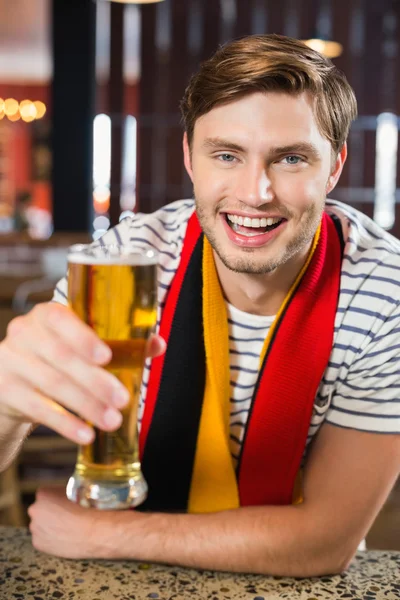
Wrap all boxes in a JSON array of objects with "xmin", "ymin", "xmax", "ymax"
[
  {"xmin": 93, "ymin": 185, "xmax": 111, "ymax": 213},
  {"xmin": 0, "ymin": 99, "xmax": 47, "ymax": 123},
  {"xmin": 4, "ymin": 98, "xmax": 19, "ymax": 116},
  {"xmin": 34, "ymin": 101, "xmax": 47, "ymax": 119},
  {"xmin": 302, "ymin": 38, "xmax": 343, "ymax": 58},
  {"xmin": 20, "ymin": 100, "xmax": 38, "ymax": 123},
  {"xmin": 8, "ymin": 112, "xmax": 21, "ymax": 122},
  {"xmin": 19, "ymin": 99, "xmax": 32, "ymax": 111},
  {"xmin": 21, "ymin": 114, "xmax": 35, "ymax": 123},
  {"xmin": 93, "ymin": 185, "xmax": 111, "ymax": 204}
]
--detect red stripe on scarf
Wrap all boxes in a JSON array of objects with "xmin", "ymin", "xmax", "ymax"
[{"xmin": 238, "ymin": 213, "xmax": 341, "ymax": 505}]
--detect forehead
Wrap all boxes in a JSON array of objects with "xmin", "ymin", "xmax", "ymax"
[{"xmin": 193, "ymin": 91, "xmax": 330, "ymax": 151}]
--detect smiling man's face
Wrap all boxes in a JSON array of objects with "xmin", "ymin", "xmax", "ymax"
[{"xmin": 183, "ymin": 91, "xmax": 345, "ymax": 275}]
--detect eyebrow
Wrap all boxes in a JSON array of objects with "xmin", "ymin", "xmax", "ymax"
[
  {"xmin": 270, "ymin": 143, "xmax": 322, "ymax": 160},
  {"xmin": 201, "ymin": 137, "xmax": 322, "ymax": 160},
  {"xmin": 202, "ymin": 137, "xmax": 245, "ymax": 153}
]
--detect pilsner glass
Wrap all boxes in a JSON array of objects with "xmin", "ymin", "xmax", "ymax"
[{"xmin": 65, "ymin": 243, "xmax": 158, "ymax": 509}]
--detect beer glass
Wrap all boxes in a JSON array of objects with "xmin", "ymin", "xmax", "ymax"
[{"xmin": 65, "ymin": 243, "xmax": 158, "ymax": 509}]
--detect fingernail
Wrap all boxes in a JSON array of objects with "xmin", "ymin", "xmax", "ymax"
[
  {"xmin": 77, "ymin": 428, "xmax": 94, "ymax": 444},
  {"xmin": 112, "ymin": 385, "xmax": 130, "ymax": 409},
  {"xmin": 94, "ymin": 345, "xmax": 112, "ymax": 363},
  {"xmin": 104, "ymin": 408, "xmax": 123, "ymax": 429}
]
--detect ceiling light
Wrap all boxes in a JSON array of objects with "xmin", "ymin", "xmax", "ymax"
[{"xmin": 302, "ymin": 38, "xmax": 343, "ymax": 59}]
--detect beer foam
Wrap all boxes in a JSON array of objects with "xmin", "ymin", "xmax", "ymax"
[{"xmin": 68, "ymin": 245, "xmax": 158, "ymax": 266}]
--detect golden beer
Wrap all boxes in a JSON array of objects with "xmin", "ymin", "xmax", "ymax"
[{"xmin": 66, "ymin": 245, "xmax": 157, "ymax": 509}]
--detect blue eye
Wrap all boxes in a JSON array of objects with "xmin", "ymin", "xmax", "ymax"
[
  {"xmin": 219, "ymin": 154, "xmax": 235, "ymax": 162},
  {"xmin": 283, "ymin": 155, "xmax": 302, "ymax": 164}
]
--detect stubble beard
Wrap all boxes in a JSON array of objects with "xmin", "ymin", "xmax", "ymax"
[{"xmin": 195, "ymin": 196, "xmax": 325, "ymax": 275}]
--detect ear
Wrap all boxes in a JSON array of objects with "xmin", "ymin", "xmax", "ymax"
[
  {"xmin": 183, "ymin": 132, "xmax": 194, "ymax": 182},
  {"xmin": 326, "ymin": 142, "xmax": 347, "ymax": 195}
]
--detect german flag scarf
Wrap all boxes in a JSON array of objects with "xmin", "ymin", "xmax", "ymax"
[{"xmin": 139, "ymin": 210, "xmax": 342, "ymax": 513}]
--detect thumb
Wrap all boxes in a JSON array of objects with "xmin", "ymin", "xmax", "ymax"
[{"xmin": 146, "ymin": 334, "xmax": 166, "ymax": 359}]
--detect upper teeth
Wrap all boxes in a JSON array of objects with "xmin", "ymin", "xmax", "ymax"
[{"xmin": 226, "ymin": 214, "xmax": 282, "ymax": 228}]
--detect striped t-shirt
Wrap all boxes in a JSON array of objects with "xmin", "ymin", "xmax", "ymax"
[{"xmin": 54, "ymin": 198, "xmax": 400, "ymax": 465}]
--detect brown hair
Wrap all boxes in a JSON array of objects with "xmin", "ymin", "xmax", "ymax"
[{"xmin": 180, "ymin": 34, "xmax": 357, "ymax": 155}]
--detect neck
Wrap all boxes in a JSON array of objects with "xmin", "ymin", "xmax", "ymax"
[{"xmin": 213, "ymin": 243, "xmax": 312, "ymax": 317}]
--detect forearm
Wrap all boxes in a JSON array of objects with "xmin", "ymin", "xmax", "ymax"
[
  {"xmin": 0, "ymin": 414, "xmax": 33, "ymax": 472},
  {"xmin": 109, "ymin": 504, "xmax": 352, "ymax": 577}
]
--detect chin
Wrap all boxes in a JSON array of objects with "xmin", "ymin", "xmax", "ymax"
[{"xmin": 213, "ymin": 245, "xmax": 283, "ymax": 275}]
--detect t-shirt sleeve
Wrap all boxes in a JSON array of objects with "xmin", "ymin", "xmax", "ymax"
[
  {"xmin": 326, "ymin": 304, "xmax": 400, "ymax": 433},
  {"xmin": 52, "ymin": 276, "xmax": 68, "ymax": 305}
]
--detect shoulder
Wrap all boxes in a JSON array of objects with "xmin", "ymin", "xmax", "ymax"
[
  {"xmin": 93, "ymin": 199, "xmax": 195, "ymax": 259},
  {"xmin": 326, "ymin": 200, "xmax": 400, "ymax": 313},
  {"xmin": 122, "ymin": 199, "xmax": 195, "ymax": 256},
  {"xmin": 129, "ymin": 199, "xmax": 196, "ymax": 229},
  {"xmin": 326, "ymin": 199, "xmax": 400, "ymax": 269},
  {"xmin": 325, "ymin": 200, "xmax": 400, "ymax": 380},
  {"xmin": 321, "ymin": 203, "xmax": 400, "ymax": 434}
]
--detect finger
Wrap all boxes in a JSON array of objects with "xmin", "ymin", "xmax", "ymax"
[
  {"xmin": 35, "ymin": 487, "xmax": 65, "ymax": 507},
  {"xmin": 0, "ymin": 376, "xmax": 95, "ymax": 445},
  {"xmin": 0, "ymin": 345, "xmax": 124, "ymax": 432},
  {"xmin": 30, "ymin": 303, "xmax": 112, "ymax": 365},
  {"xmin": 146, "ymin": 334, "xmax": 166, "ymax": 359},
  {"xmin": 37, "ymin": 486, "xmax": 65, "ymax": 499},
  {"xmin": 27, "ymin": 503, "xmax": 35, "ymax": 520},
  {"xmin": 7, "ymin": 323, "xmax": 130, "ymax": 410}
]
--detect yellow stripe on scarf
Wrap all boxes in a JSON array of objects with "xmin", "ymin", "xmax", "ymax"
[
  {"xmin": 188, "ymin": 239, "xmax": 239, "ymax": 512},
  {"xmin": 189, "ymin": 224, "xmax": 321, "ymax": 513}
]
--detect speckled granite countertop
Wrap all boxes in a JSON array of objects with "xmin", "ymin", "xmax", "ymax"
[{"xmin": 0, "ymin": 527, "xmax": 399, "ymax": 599}]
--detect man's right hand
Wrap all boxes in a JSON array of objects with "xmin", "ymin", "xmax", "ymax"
[{"xmin": 0, "ymin": 302, "xmax": 165, "ymax": 445}]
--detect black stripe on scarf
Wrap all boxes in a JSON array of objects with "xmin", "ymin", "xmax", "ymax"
[
  {"xmin": 139, "ymin": 235, "xmax": 206, "ymax": 512},
  {"xmin": 330, "ymin": 213, "xmax": 345, "ymax": 255}
]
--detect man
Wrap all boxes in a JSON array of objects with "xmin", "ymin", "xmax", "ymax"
[{"xmin": 0, "ymin": 34, "xmax": 399, "ymax": 577}]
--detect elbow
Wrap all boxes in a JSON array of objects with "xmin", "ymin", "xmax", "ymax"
[
  {"xmin": 293, "ymin": 554, "xmax": 355, "ymax": 578},
  {"xmin": 289, "ymin": 542, "xmax": 358, "ymax": 578},
  {"xmin": 333, "ymin": 548, "xmax": 357, "ymax": 575},
  {"xmin": 314, "ymin": 545, "xmax": 357, "ymax": 577},
  {"xmin": 329, "ymin": 535, "xmax": 362, "ymax": 575},
  {"xmin": 254, "ymin": 547, "xmax": 356, "ymax": 578},
  {"xmin": 301, "ymin": 526, "xmax": 361, "ymax": 577}
]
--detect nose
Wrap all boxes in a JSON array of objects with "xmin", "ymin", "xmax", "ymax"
[{"xmin": 234, "ymin": 162, "xmax": 274, "ymax": 207}]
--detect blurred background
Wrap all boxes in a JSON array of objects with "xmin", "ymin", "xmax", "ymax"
[{"xmin": 0, "ymin": 0, "xmax": 399, "ymax": 548}]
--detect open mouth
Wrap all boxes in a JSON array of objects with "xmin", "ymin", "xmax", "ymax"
[{"xmin": 224, "ymin": 213, "xmax": 286, "ymax": 237}]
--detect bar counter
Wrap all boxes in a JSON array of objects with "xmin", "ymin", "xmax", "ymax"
[{"xmin": 0, "ymin": 526, "xmax": 399, "ymax": 599}]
